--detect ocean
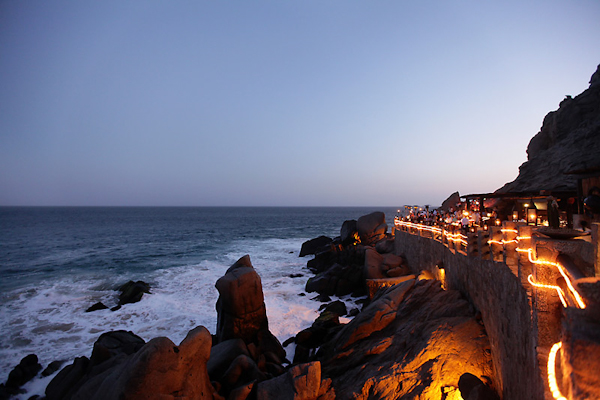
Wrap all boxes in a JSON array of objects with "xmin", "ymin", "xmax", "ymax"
[{"xmin": 0, "ymin": 206, "xmax": 398, "ymax": 397}]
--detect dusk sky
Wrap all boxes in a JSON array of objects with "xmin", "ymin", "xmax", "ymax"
[{"xmin": 1, "ymin": 1, "xmax": 599, "ymax": 207}]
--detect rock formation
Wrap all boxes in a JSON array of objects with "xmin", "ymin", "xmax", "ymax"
[
  {"xmin": 297, "ymin": 212, "xmax": 499, "ymax": 399},
  {"xmin": 299, "ymin": 236, "xmax": 333, "ymax": 257},
  {"xmin": 41, "ymin": 212, "xmax": 500, "ymax": 400},
  {"xmin": 498, "ymin": 64, "xmax": 600, "ymax": 193},
  {"xmin": 317, "ymin": 279, "xmax": 497, "ymax": 399},
  {"xmin": 356, "ymin": 212, "xmax": 387, "ymax": 245},
  {"xmin": 45, "ymin": 329, "xmax": 219, "ymax": 400},
  {"xmin": 0, "ymin": 354, "xmax": 42, "ymax": 398},
  {"xmin": 215, "ymin": 255, "xmax": 269, "ymax": 344}
]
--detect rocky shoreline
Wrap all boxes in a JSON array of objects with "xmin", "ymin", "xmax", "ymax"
[{"xmin": 1, "ymin": 212, "xmax": 499, "ymax": 400}]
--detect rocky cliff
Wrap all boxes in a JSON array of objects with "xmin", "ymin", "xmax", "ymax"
[{"xmin": 497, "ymin": 64, "xmax": 600, "ymax": 193}]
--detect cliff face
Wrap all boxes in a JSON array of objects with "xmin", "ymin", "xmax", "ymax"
[{"xmin": 498, "ymin": 64, "xmax": 600, "ymax": 193}]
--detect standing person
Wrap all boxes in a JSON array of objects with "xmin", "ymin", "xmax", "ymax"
[
  {"xmin": 547, "ymin": 196, "xmax": 560, "ymax": 228},
  {"xmin": 461, "ymin": 214, "xmax": 469, "ymax": 232}
]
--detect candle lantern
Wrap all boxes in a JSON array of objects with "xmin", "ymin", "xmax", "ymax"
[
  {"xmin": 512, "ymin": 211, "xmax": 519, "ymax": 221},
  {"xmin": 527, "ymin": 202, "xmax": 537, "ymax": 226}
]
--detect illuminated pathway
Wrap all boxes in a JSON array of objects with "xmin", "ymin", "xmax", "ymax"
[{"xmin": 393, "ymin": 219, "xmax": 592, "ymax": 399}]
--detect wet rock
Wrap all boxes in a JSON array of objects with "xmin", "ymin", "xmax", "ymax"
[
  {"xmin": 319, "ymin": 300, "xmax": 347, "ymax": 317},
  {"xmin": 41, "ymin": 360, "xmax": 65, "ymax": 377},
  {"xmin": 45, "ymin": 356, "xmax": 90, "ymax": 400},
  {"xmin": 305, "ymin": 274, "xmax": 335, "ymax": 296},
  {"xmin": 117, "ymin": 281, "xmax": 150, "ymax": 306},
  {"xmin": 85, "ymin": 302, "xmax": 108, "ymax": 312},
  {"xmin": 215, "ymin": 255, "xmax": 268, "ymax": 344},
  {"xmin": 311, "ymin": 293, "xmax": 331, "ymax": 302},
  {"xmin": 299, "ymin": 236, "xmax": 333, "ymax": 257},
  {"xmin": 2, "ymin": 354, "xmax": 42, "ymax": 396}
]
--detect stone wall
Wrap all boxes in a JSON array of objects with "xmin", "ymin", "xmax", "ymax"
[{"xmin": 394, "ymin": 226, "xmax": 545, "ymax": 400}]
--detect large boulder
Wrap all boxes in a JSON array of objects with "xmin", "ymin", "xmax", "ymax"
[
  {"xmin": 46, "ymin": 327, "xmax": 218, "ymax": 400},
  {"xmin": 207, "ymin": 338, "xmax": 250, "ymax": 381},
  {"xmin": 363, "ymin": 248, "xmax": 385, "ymax": 280},
  {"xmin": 318, "ymin": 280, "xmax": 498, "ymax": 400},
  {"xmin": 305, "ymin": 263, "xmax": 363, "ymax": 297},
  {"xmin": 299, "ymin": 236, "xmax": 333, "ymax": 257},
  {"xmin": 117, "ymin": 281, "xmax": 151, "ymax": 306},
  {"xmin": 215, "ymin": 255, "xmax": 269, "ymax": 343},
  {"xmin": 340, "ymin": 220, "xmax": 359, "ymax": 245},
  {"xmin": 375, "ymin": 237, "xmax": 395, "ymax": 254},
  {"xmin": 365, "ymin": 275, "xmax": 416, "ymax": 299},
  {"xmin": 327, "ymin": 279, "xmax": 415, "ymax": 352},
  {"xmin": 255, "ymin": 362, "xmax": 334, "ymax": 400},
  {"xmin": 89, "ymin": 330, "xmax": 146, "ymax": 367},
  {"xmin": 45, "ymin": 357, "xmax": 90, "ymax": 400},
  {"xmin": 1, "ymin": 354, "xmax": 42, "ymax": 397},
  {"xmin": 356, "ymin": 212, "xmax": 387, "ymax": 245}
]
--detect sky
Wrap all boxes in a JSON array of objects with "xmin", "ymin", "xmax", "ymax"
[{"xmin": 1, "ymin": 1, "xmax": 599, "ymax": 207}]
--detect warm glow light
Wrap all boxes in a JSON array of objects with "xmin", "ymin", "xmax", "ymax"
[
  {"xmin": 501, "ymin": 229, "xmax": 519, "ymax": 234},
  {"xmin": 528, "ymin": 208, "xmax": 537, "ymax": 223},
  {"xmin": 488, "ymin": 239, "xmax": 518, "ymax": 245},
  {"xmin": 518, "ymin": 248, "xmax": 586, "ymax": 309},
  {"xmin": 397, "ymin": 220, "xmax": 587, "ymax": 309},
  {"xmin": 395, "ymin": 221, "xmax": 466, "ymax": 246},
  {"xmin": 548, "ymin": 342, "xmax": 567, "ymax": 400},
  {"xmin": 528, "ymin": 274, "xmax": 568, "ymax": 308}
]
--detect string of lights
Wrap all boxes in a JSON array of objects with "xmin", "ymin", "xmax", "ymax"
[
  {"xmin": 516, "ymin": 248, "xmax": 586, "ymax": 309},
  {"xmin": 548, "ymin": 342, "xmax": 567, "ymax": 400},
  {"xmin": 395, "ymin": 219, "xmax": 584, "ymax": 398},
  {"xmin": 527, "ymin": 274, "xmax": 568, "ymax": 308}
]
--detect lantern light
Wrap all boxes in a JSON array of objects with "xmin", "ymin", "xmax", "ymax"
[{"xmin": 528, "ymin": 208, "xmax": 537, "ymax": 225}]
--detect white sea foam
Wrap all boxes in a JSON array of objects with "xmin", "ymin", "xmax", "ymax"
[{"xmin": 0, "ymin": 237, "xmax": 326, "ymax": 399}]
